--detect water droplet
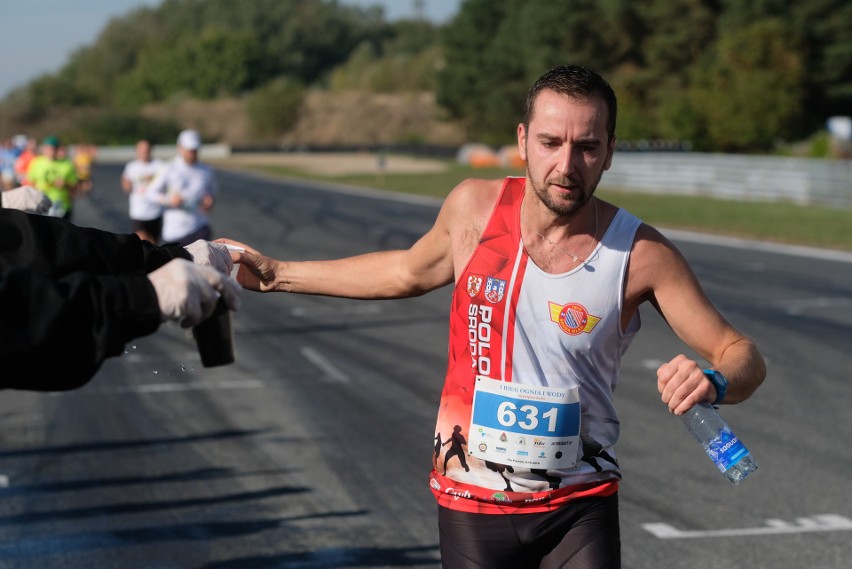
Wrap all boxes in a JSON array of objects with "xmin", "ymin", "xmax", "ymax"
[
  {"xmin": 181, "ymin": 364, "xmax": 186, "ymax": 373},
  {"xmin": 153, "ymin": 370, "xmax": 158, "ymax": 375},
  {"xmin": 131, "ymin": 345, "xmax": 137, "ymax": 350}
]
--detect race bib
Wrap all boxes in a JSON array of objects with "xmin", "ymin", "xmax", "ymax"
[{"xmin": 469, "ymin": 376, "xmax": 580, "ymax": 469}]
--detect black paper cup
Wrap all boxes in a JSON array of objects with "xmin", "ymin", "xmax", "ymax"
[{"xmin": 192, "ymin": 297, "xmax": 234, "ymax": 367}]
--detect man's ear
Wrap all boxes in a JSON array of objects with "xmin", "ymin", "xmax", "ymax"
[{"xmin": 517, "ymin": 123, "xmax": 528, "ymax": 162}]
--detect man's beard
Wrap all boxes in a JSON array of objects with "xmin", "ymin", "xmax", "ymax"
[{"xmin": 528, "ymin": 168, "xmax": 604, "ymax": 217}]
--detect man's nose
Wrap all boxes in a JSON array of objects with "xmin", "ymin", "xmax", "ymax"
[{"xmin": 555, "ymin": 144, "xmax": 575, "ymax": 176}]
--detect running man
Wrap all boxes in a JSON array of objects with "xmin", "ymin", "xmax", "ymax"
[
  {"xmin": 223, "ymin": 65, "xmax": 766, "ymax": 568},
  {"xmin": 122, "ymin": 139, "xmax": 166, "ymax": 243},
  {"xmin": 147, "ymin": 130, "xmax": 218, "ymax": 247}
]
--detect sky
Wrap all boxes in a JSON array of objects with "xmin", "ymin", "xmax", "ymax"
[{"xmin": 0, "ymin": 0, "xmax": 461, "ymax": 98}]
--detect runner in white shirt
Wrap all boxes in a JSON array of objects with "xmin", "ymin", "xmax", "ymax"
[
  {"xmin": 121, "ymin": 139, "xmax": 165, "ymax": 243},
  {"xmin": 147, "ymin": 130, "xmax": 218, "ymax": 247}
]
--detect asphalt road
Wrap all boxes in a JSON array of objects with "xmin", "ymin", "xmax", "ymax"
[{"xmin": 1, "ymin": 164, "xmax": 851, "ymax": 569}]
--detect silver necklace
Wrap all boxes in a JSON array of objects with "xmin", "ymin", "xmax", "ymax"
[{"xmin": 536, "ymin": 197, "xmax": 599, "ymax": 263}]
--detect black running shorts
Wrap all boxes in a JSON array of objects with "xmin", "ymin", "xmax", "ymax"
[{"xmin": 438, "ymin": 493, "xmax": 620, "ymax": 569}]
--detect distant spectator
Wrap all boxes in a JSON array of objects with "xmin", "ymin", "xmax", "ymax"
[
  {"xmin": 122, "ymin": 139, "xmax": 166, "ymax": 243},
  {"xmin": 147, "ymin": 129, "xmax": 218, "ymax": 247}
]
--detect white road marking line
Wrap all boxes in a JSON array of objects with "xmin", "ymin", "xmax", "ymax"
[
  {"xmin": 300, "ymin": 346, "xmax": 350, "ymax": 384},
  {"xmin": 641, "ymin": 359, "xmax": 664, "ymax": 370},
  {"xmin": 103, "ymin": 380, "xmax": 265, "ymax": 393},
  {"xmin": 780, "ymin": 297, "xmax": 852, "ymax": 316},
  {"xmin": 642, "ymin": 514, "xmax": 852, "ymax": 539},
  {"xmin": 661, "ymin": 228, "xmax": 852, "ymax": 263},
  {"xmin": 290, "ymin": 304, "xmax": 383, "ymax": 318}
]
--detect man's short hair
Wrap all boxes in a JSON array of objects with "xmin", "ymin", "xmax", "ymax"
[{"xmin": 522, "ymin": 65, "xmax": 617, "ymax": 142}]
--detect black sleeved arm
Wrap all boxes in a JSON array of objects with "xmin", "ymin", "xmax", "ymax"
[
  {"xmin": 0, "ymin": 210, "xmax": 193, "ymax": 391},
  {"xmin": 0, "ymin": 209, "xmax": 190, "ymax": 277}
]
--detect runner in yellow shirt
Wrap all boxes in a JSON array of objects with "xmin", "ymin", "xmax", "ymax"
[{"xmin": 26, "ymin": 136, "xmax": 79, "ymax": 219}]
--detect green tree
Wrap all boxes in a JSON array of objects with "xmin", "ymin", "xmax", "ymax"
[
  {"xmin": 689, "ymin": 19, "xmax": 804, "ymax": 151},
  {"xmin": 245, "ymin": 78, "xmax": 306, "ymax": 139},
  {"xmin": 437, "ymin": 0, "xmax": 643, "ymax": 144},
  {"xmin": 327, "ymin": 20, "xmax": 441, "ymax": 93},
  {"xmin": 788, "ymin": 0, "xmax": 852, "ymax": 125},
  {"xmin": 634, "ymin": 0, "xmax": 721, "ymax": 140},
  {"xmin": 9, "ymin": 0, "xmax": 387, "ymax": 110}
]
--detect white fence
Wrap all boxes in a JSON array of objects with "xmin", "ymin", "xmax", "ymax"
[
  {"xmin": 95, "ymin": 144, "xmax": 232, "ymax": 164},
  {"xmin": 605, "ymin": 152, "xmax": 852, "ymax": 208}
]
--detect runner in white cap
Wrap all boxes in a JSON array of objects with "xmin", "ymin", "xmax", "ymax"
[{"xmin": 148, "ymin": 129, "xmax": 219, "ymax": 246}]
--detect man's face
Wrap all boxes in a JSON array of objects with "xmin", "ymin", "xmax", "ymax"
[
  {"xmin": 136, "ymin": 141, "xmax": 152, "ymax": 161},
  {"xmin": 518, "ymin": 90, "xmax": 615, "ymax": 217},
  {"xmin": 41, "ymin": 144, "xmax": 57, "ymax": 160},
  {"xmin": 179, "ymin": 146, "xmax": 198, "ymax": 164}
]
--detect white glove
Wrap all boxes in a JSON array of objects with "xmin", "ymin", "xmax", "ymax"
[
  {"xmin": 1, "ymin": 186, "xmax": 51, "ymax": 214},
  {"xmin": 147, "ymin": 258, "xmax": 241, "ymax": 327},
  {"xmin": 184, "ymin": 239, "xmax": 234, "ymax": 275}
]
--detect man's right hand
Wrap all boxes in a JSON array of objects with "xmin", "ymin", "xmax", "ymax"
[
  {"xmin": 215, "ymin": 238, "xmax": 280, "ymax": 292},
  {"xmin": 147, "ymin": 259, "xmax": 241, "ymax": 327}
]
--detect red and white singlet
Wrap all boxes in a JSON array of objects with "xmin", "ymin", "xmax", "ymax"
[{"xmin": 430, "ymin": 177, "xmax": 642, "ymax": 514}]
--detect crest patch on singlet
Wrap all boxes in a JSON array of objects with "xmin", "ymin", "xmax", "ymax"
[
  {"xmin": 466, "ymin": 273, "xmax": 484, "ymax": 298},
  {"xmin": 484, "ymin": 276, "xmax": 506, "ymax": 303}
]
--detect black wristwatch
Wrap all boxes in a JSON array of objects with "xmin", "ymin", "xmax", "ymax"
[{"xmin": 703, "ymin": 369, "xmax": 728, "ymax": 405}]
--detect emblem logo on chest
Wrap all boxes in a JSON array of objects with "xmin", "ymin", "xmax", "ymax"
[
  {"xmin": 548, "ymin": 301, "xmax": 601, "ymax": 335},
  {"xmin": 466, "ymin": 274, "xmax": 484, "ymax": 298},
  {"xmin": 484, "ymin": 276, "xmax": 506, "ymax": 303}
]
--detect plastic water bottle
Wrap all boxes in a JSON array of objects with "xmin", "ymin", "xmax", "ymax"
[{"xmin": 681, "ymin": 402, "xmax": 757, "ymax": 484}]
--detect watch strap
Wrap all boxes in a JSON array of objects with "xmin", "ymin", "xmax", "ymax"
[{"xmin": 703, "ymin": 369, "xmax": 728, "ymax": 405}]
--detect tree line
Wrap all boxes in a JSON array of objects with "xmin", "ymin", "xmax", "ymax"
[{"xmin": 2, "ymin": 0, "xmax": 848, "ymax": 153}]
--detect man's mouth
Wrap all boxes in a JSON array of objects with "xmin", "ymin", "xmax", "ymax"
[{"xmin": 550, "ymin": 180, "xmax": 579, "ymax": 193}]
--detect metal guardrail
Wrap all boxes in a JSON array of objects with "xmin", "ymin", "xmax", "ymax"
[
  {"xmin": 605, "ymin": 152, "xmax": 852, "ymax": 208},
  {"xmin": 95, "ymin": 143, "xmax": 232, "ymax": 164}
]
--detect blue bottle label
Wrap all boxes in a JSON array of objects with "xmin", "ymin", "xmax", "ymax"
[{"xmin": 705, "ymin": 428, "xmax": 749, "ymax": 472}]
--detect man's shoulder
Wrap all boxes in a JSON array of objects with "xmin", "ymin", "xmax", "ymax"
[
  {"xmin": 26, "ymin": 156, "xmax": 48, "ymax": 173},
  {"xmin": 128, "ymin": 158, "xmax": 164, "ymax": 169},
  {"xmin": 443, "ymin": 177, "xmax": 510, "ymax": 228},
  {"xmin": 449, "ymin": 176, "xmax": 509, "ymax": 201}
]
